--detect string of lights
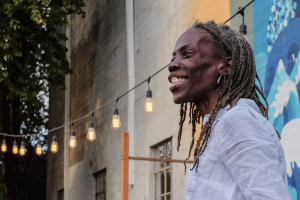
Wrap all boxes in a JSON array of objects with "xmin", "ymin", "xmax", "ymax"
[{"xmin": 0, "ymin": 0, "xmax": 253, "ymax": 156}]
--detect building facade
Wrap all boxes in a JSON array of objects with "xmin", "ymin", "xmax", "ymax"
[{"xmin": 47, "ymin": 0, "xmax": 300, "ymax": 199}]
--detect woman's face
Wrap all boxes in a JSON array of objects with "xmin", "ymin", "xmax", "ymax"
[{"xmin": 168, "ymin": 28, "xmax": 224, "ymax": 104}]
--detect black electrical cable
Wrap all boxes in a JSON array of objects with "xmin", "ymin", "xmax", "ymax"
[
  {"xmin": 224, "ymin": 0, "xmax": 255, "ymax": 24},
  {"xmin": 0, "ymin": 0, "xmax": 255, "ymax": 138}
]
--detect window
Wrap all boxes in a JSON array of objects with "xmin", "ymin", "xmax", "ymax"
[
  {"xmin": 57, "ymin": 189, "xmax": 64, "ymax": 200},
  {"xmin": 95, "ymin": 169, "xmax": 106, "ymax": 200},
  {"xmin": 152, "ymin": 139, "xmax": 172, "ymax": 200}
]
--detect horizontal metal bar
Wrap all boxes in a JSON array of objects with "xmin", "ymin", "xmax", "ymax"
[{"xmin": 128, "ymin": 156, "xmax": 193, "ymax": 163}]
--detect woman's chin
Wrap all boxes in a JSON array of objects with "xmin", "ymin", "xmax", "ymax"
[{"xmin": 173, "ymin": 95, "xmax": 187, "ymax": 104}]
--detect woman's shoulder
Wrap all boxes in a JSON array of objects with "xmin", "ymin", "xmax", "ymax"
[
  {"xmin": 218, "ymin": 98, "xmax": 278, "ymax": 143},
  {"xmin": 222, "ymin": 98, "xmax": 264, "ymax": 120}
]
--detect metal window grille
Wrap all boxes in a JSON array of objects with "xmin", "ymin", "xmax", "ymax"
[
  {"xmin": 95, "ymin": 170, "xmax": 106, "ymax": 200},
  {"xmin": 152, "ymin": 140, "xmax": 172, "ymax": 200},
  {"xmin": 57, "ymin": 189, "xmax": 64, "ymax": 200}
]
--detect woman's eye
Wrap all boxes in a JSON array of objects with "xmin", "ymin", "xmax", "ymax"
[
  {"xmin": 171, "ymin": 55, "xmax": 176, "ymax": 62},
  {"xmin": 183, "ymin": 50, "xmax": 194, "ymax": 58}
]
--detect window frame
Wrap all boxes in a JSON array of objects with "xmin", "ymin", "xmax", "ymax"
[
  {"xmin": 93, "ymin": 168, "xmax": 106, "ymax": 200},
  {"xmin": 152, "ymin": 138, "xmax": 172, "ymax": 200},
  {"xmin": 57, "ymin": 188, "xmax": 64, "ymax": 200}
]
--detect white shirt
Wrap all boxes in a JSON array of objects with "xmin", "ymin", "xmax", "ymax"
[{"xmin": 185, "ymin": 98, "xmax": 291, "ymax": 200}]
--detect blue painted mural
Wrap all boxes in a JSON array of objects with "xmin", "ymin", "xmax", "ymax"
[{"xmin": 254, "ymin": 0, "xmax": 300, "ymax": 199}]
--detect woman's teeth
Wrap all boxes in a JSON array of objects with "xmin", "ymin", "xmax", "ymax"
[{"xmin": 171, "ymin": 77, "xmax": 186, "ymax": 84}]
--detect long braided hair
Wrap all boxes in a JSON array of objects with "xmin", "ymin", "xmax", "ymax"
[{"xmin": 177, "ymin": 21, "xmax": 274, "ymax": 172}]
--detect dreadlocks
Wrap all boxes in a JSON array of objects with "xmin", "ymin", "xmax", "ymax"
[{"xmin": 176, "ymin": 21, "xmax": 275, "ymax": 172}]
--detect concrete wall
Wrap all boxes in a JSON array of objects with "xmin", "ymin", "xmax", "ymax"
[
  {"xmin": 68, "ymin": 0, "xmax": 128, "ymax": 199},
  {"xmin": 48, "ymin": 0, "xmax": 128, "ymax": 199},
  {"xmin": 47, "ymin": 86, "xmax": 65, "ymax": 199}
]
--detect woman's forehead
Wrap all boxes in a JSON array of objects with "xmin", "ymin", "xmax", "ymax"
[
  {"xmin": 180, "ymin": 28, "xmax": 211, "ymax": 41},
  {"xmin": 174, "ymin": 28, "xmax": 214, "ymax": 51}
]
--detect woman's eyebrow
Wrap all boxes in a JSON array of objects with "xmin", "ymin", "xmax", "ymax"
[{"xmin": 172, "ymin": 44, "xmax": 193, "ymax": 56}]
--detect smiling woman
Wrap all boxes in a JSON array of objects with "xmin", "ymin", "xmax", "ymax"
[
  {"xmin": 168, "ymin": 28, "xmax": 224, "ymax": 106},
  {"xmin": 168, "ymin": 21, "xmax": 291, "ymax": 200}
]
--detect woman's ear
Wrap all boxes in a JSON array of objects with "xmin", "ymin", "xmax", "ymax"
[{"xmin": 219, "ymin": 57, "xmax": 232, "ymax": 75}]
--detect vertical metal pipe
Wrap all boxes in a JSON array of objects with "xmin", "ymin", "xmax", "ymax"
[
  {"xmin": 64, "ymin": 14, "xmax": 71, "ymax": 200},
  {"xmin": 121, "ymin": 133, "xmax": 129, "ymax": 200},
  {"xmin": 125, "ymin": 0, "xmax": 135, "ymax": 186}
]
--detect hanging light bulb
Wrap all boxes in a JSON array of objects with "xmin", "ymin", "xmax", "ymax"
[
  {"xmin": 50, "ymin": 135, "xmax": 58, "ymax": 153},
  {"xmin": 111, "ymin": 107, "xmax": 121, "ymax": 129},
  {"xmin": 12, "ymin": 139, "xmax": 18, "ymax": 155},
  {"xmin": 87, "ymin": 120, "xmax": 96, "ymax": 141},
  {"xmin": 36, "ymin": 140, "xmax": 43, "ymax": 156},
  {"xmin": 239, "ymin": 23, "xmax": 247, "ymax": 37},
  {"xmin": 69, "ymin": 130, "xmax": 77, "ymax": 148},
  {"xmin": 19, "ymin": 141, "xmax": 26, "ymax": 156},
  {"xmin": 1, "ymin": 138, "xmax": 7, "ymax": 153},
  {"xmin": 238, "ymin": 7, "xmax": 247, "ymax": 37},
  {"xmin": 145, "ymin": 88, "xmax": 153, "ymax": 113},
  {"xmin": 145, "ymin": 76, "xmax": 153, "ymax": 113}
]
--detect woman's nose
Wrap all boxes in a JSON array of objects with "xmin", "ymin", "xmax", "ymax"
[{"xmin": 168, "ymin": 59, "xmax": 180, "ymax": 72}]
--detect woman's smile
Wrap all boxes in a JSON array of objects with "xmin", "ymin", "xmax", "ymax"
[{"xmin": 169, "ymin": 74, "xmax": 188, "ymax": 91}]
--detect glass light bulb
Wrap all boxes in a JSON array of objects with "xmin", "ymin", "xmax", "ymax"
[
  {"xmin": 50, "ymin": 141, "xmax": 58, "ymax": 153},
  {"xmin": 69, "ymin": 136, "xmax": 77, "ymax": 148},
  {"xmin": 36, "ymin": 144, "xmax": 42, "ymax": 156},
  {"xmin": 19, "ymin": 146, "xmax": 26, "ymax": 156},
  {"xmin": 12, "ymin": 144, "xmax": 18, "ymax": 155},
  {"xmin": 50, "ymin": 136, "xmax": 58, "ymax": 153},
  {"xmin": 1, "ymin": 140, "xmax": 7, "ymax": 152},
  {"xmin": 145, "ymin": 97, "xmax": 153, "ymax": 113},
  {"xmin": 87, "ymin": 127, "xmax": 96, "ymax": 141},
  {"xmin": 111, "ymin": 114, "xmax": 121, "ymax": 129}
]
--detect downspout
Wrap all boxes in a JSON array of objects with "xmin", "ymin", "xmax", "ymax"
[
  {"xmin": 64, "ymin": 14, "xmax": 71, "ymax": 200},
  {"xmin": 125, "ymin": 0, "xmax": 135, "ymax": 185}
]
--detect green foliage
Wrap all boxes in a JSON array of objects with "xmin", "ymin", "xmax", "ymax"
[
  {"xmin": 0, "ymin": 0, "xmax": 85, "ymax": 199},
  {"xmin": 0, "ymin": 0, "xmax": 85, "ymax": 133}
]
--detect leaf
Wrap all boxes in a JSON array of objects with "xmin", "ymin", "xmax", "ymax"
[{"xmin": 3, "ymin": 72, "xmax": 8, "ymax": 78}]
